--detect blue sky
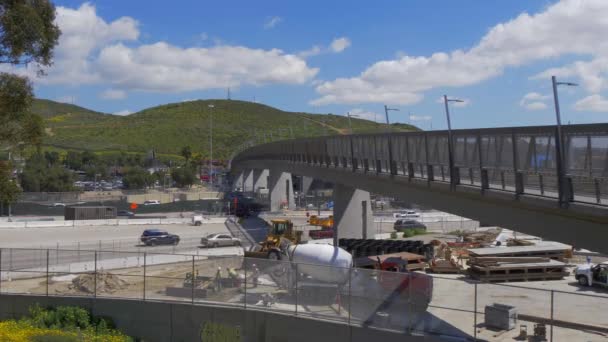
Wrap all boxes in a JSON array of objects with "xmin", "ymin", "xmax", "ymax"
[{"xmin": 16, "ymin": 0, "xmax": 608, "ymax": 129}]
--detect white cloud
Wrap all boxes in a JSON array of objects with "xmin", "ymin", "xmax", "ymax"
[
  {"xmin": 330, "ymin": 37, "xmax": 351, "ymax": 53},
  {"xmin": 298, "ymin": 46, "xmax": 322, "ymax": 58},
  {"xmin": 95, "ymin": 43, "xmax": 317, "ymax": 92},
  {"xmin": 100, "ymin": 89, "xmax": 126, "ymax": 100},
  {"xmin": 113, "ymin": 109, "xmax": 132, "ymax": 116},
  {"xmin": 348, "ymin": 108, "xmax": 379, "ymax": 122},
  {"xmin": 409, "ymin": 115, "xmax": 432, "ymax": 121},
  {"xmin": 519, "ymin": 92, "xmax": 550, "ymax": 110},
  {"xmin": 574, "ymin": 94, "xmax": 608, "ymax": 112},
  {"xmin": 525, "ymin": 102, "xmax": 548, "ymax": 110},
  {"xmin": 56, "ymin": 95, "xmax": 76, "ymax": 104},
  {"xmin": 6, "ymin": 4, "xmax": 317, "ymax": 93},
  {"xmin": 312, "ymin": 0, "xmax": 608, "ymax": 106},
  {"xmin": 264, "ymin": 16, "xmax": 283, "ymax": 29},
  {"xmin": 298, "ymin": 37, "xmax": 351, "ymax": 58}
]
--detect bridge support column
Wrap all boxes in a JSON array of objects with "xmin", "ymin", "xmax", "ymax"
[
  {"xmin": 269, "ymin": 170, "xmax": 295, "ymax": 211},
  {"xmin": 243, "ymin": 169, "xmax": 254, "ymax": 192},
  {"xmin": 233, "ymin": 171, "xmax": 245, "ymax": 191},
  {"xmin": 301, "ymin": 176, "xmax": 313, "ymax": 195},
  {"xmin": 333, "ymin": 184, "xmax": 374, "ymax": 243},
  {"xmin": 252, "ymin": 169, "xmax": 269, "ymax": 191}
]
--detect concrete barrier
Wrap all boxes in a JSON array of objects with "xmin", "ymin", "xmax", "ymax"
[{"xmin": 0, "ymin": 294, "xmax": 441, "ymax": 342}]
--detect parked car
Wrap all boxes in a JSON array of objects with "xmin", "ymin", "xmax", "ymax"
[
  {"xmin": 200, "ymin": 233, "xmax": 241, "ymax": 248},
  {"xmin": 140, "ymin": 229, "xmax": 180, "ymax": 246},
  {"xmin": 117, "ymin": 210, "xmax": 135, "ymax": 217},
  {"xmin": 393, "ymin": 220, "xmax": 427, "ymax": 232},
  {"xmin": 50, "ymin": 202, "xmax": 66, "ymax": 207},
  {"xmin": 393, "ymin": 210, "xmax": 420, "ymax": 218},
  {"xmin": 575, "ymin": 262, "xmax": 608, "ymax": 288},
  {"xmin": 143, "ymin": 200, "xmax": 161, "ymax": 206}
]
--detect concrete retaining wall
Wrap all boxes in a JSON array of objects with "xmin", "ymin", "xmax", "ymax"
[{"xmin": 0, "ymin": 294, "xmax": 442, "ymax": 342}]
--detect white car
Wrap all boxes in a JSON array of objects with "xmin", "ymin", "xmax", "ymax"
[
  {"xmin": 200, "ymin": 233, "xmax": 241, "ymax": 248},
  {"xmin": 393, "ymin": 210, "xmax": 420, "ymax": 218},
  {"xmin": 143, "ymin": 200, "xmax": 161, "ymax": 206},
  {"xmin": 575, "ymin": 262, "xmax": 608, "ymax": 288}
]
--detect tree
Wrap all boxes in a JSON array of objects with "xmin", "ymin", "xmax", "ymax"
[
  {"xmin": 0, "ymin": 0, "xmax": 60, "ymax": 147},
  {"xmin": 171, "ymin": 166, "xmax": 197, "ymax": 188},
  {"xmin": 180, "ymin": 146, "xmax": 192, "ymax": 163},
  {"xmin": 20, "ymin": 153, "xmax": 74, "ymax": 192},
  {"xmin": 122, "ymin": 167, "xmax": 152, "ymax": 190},
  {"xmin": 0, "ymin": 161, "xmax": 20, "ymax": 214}
]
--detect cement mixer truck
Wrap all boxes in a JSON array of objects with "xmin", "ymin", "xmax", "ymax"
[{"xmin": 286, "ymin": 244, "xmax": 433, "ymax": 320}]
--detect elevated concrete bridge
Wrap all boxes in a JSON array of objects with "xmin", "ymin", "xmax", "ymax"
[{"xmin": 231, "ymin": 123, "xmax": 608, "ymax": 254}]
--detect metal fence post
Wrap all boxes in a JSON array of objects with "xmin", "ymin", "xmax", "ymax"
[
  {"xmin": 94, "ymin": 251, "xmax": 97, "ymax": 299},
  {"xmin": 474, "ymin": 282, "xmax": 478, "ymax": 340},
  {"xmin": 46, "ymin": 249, "xmax": 50, "ymax": 297},
  {"xmin": 0, "ymin": 248, "xmax": 2, "ymax": 295},
  {"xmin": 550, "ymin": 290, "xmax": 554, "ymax": 342},
  {"xmin": 348, "ymin": 267, "xmax": 352, "ymax": 327},
  {"xmin": 294, "ymin": 263, "xmax": 298, "ymax": 316},
  {"xmin": 191, "ymin": 256, "xmax": 195, "ymax": 304},
  {"xmin": 244, "ymin": 259, "xmax": 247, "ymax": 309},
  {"xmin": 143, "ymin": 252, "xmax": 147, "ymax": 301}
]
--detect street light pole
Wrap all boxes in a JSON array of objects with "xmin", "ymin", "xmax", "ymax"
[
  {"xmin": 208, "ymin": 104, "xmax": 215, "ymax": 190},
  {"xmin": 443, "ymin": 95, "xmax": 464, "ymax": 188},
  {"xmin": 551, "ymin": 76, "xmax": 578, "ymax": 205},
  {"xmin": 347, "ymin": 112, "xmax": 353, "ymax": 134}
]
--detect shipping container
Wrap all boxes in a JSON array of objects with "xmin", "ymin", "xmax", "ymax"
[{"xmin": 64, "ymin": 206, "xmax": 117, "ymax": 220}]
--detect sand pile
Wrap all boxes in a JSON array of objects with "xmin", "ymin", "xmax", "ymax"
[{"xmin": 69, "ymin": 273, "xmax": 129, "ymax": 294}]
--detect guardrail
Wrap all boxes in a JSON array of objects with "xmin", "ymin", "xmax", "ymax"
[
  {"xmin": 233, "ymin": 123, "xmax": 608, "ymax": 207},
  {"xmin": 0, "ymin": 248, "xmax": 606, "ymax": 341}
]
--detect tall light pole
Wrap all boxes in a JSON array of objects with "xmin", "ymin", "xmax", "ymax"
[
  {"xmin": 208, "ymin": 104, "xmax": 215, "ymax": 190},
  {"xmin": 443, "ymin": 95, "xmax": 464, "ymax": 188},
  {"xmin": 383, "ymin": 105, "xmax": 399, "ymax": 132},
  {"xmin": 346, "ymin": 112, "xmax": 361, "ymax": 134},
  {"xmin": 551, "ymin": 76, "xmax": 578, "ymax": 205}
]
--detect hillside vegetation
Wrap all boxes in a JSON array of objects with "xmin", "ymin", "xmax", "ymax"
[{"xmin": 35, "ymin": 99, "xmax": 419, "ymax": 159}]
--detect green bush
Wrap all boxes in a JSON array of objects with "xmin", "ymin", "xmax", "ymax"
[
  {"xmin": 26, "ymin": 305, "xmax": 125, "ymax": 338},
  {"xmin": 390, "ymin": 232, "xmax": 398, "ymax": 239}
]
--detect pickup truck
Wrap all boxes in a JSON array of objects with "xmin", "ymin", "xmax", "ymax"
[{"xmin": 575, "ymin": 262, "xmax": 608, "ymax": 288}]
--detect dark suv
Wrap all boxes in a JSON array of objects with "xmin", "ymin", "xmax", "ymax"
[
  {"xmin": 140, "ymin": 229, "xmax": 180, "ymax": 246},
  {"xmin": 394, "ymin": 220, "xmax": 427, "ymax": 232}
]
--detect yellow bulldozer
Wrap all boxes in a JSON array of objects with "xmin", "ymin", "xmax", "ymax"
[{"xmin": 244, "ymin": 219, "xmax": 302, "ymax": 260}]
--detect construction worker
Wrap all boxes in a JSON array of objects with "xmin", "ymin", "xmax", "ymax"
[
  {"xmin": 227, "ymin": 267, "xmax": 238, "ymax": 287},
  {"xmin": 251, "ymin": 264, "xmax": 260, "ymax": 288}
]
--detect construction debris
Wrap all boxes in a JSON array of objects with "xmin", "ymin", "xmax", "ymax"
[
  {"xmin": 69, "ymin": 273, "xmax": 129, "ymax": 294},
  {"xmin": 429, "ymin": 259, "xmax": 463, "ymax": 274}
]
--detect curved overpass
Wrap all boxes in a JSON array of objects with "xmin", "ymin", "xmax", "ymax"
[{"xmin": 232, "ymin": 123, "xmax": 608, "ymax": 254}]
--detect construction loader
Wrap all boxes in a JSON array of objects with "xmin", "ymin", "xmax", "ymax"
[{"xmin": 244, "ymin": 219, "xmax": 302, "ymax": 260}]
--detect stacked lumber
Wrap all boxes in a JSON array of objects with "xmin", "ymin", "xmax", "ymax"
[{"xmin": 468, "ymin": 256, "xmax": 568, "ymax": 282}]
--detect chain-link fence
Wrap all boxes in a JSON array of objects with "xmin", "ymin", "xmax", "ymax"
[{"xmin": 1, "ymin": 248, "xmax": 606, "ymax": 341}]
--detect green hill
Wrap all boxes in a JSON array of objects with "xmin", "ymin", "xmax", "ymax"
[{"xmin": 35, "ymin": 99, "xmax": 419, "ymax": 159}]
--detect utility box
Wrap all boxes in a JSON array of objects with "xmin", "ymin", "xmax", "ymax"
[
  {"xmin": 485, "ymin": 303, "xmax": 517, "ymax": 330},
  {"xmin": 65, "ymin": 206, "xmax": 117, "ymax": 220}
]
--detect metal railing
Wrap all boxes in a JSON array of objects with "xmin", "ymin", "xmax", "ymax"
[
  {"xmin": 233, "ymin": 123, "xmax": 608, "ymax": 206},
  {"xmin": 1, "ymin": 248, "xmax": 606, "ymax": 341}
]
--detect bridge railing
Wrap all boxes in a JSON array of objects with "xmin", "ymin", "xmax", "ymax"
[{"xmin": 233, "ymin": 123, "xmax": 608, "ymax": 206}]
